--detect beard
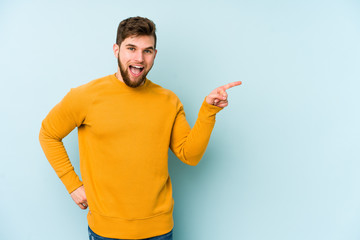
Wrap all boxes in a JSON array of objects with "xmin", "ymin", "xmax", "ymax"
[{"xmin": 117, "ymin": 57, "xmax": 151, "ymax": 88}]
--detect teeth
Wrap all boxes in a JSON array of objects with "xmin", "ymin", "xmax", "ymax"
[{"xmin": 132, "ymin": 66, "xmax": 143, "ymax": 69}]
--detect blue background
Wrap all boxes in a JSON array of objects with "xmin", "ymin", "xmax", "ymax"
[{"xmin": 1, "ymin": 0, "xmax": 360, "ymax": 239}]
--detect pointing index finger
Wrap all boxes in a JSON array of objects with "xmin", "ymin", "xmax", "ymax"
[{"xmin": 222, "ymin": 81, "xmax": 242, "ymax": 90}]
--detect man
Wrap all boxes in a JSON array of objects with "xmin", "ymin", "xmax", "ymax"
[{"xmin": 39, "ymin": 16, "xmax": 241, "ymax": 240}]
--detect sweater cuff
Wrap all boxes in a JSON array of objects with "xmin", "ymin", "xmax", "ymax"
[
  {"xmin": 60, "ymin": 170, "xmax": 83, "ymax": 194},
  {"xmin": 198, "ymin": 98, "xmax": 223, "ymax": 122}
]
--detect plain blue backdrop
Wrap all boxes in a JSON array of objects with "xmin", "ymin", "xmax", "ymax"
[{"xmin": 1, "ymin": 0, "xmax": 360, "ymax": 239}]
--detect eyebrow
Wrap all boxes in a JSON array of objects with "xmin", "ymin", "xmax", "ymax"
[{"xmin": 125, "ymin": 44, "xmax": 154, "ymax": 50}]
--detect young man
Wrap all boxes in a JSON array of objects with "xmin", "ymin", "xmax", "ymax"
[{"xmin": 39, "ymin": 16, "xmax": 241, "ymax": 240}]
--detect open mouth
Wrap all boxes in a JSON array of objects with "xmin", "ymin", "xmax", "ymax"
[{"xmin": 129, "ymin": 65, "xmax": 145, "ymax": 76}]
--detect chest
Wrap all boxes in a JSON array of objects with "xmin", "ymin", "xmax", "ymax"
[{"xmin": 82, "ymin": 92, "xmax": 177, "ymax": 139}]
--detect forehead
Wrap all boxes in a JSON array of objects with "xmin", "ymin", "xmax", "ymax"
[{"xmin": 121, "ymin": 35, "xmax": 155, "ymax": 48}]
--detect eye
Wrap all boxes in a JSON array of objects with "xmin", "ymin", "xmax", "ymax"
[
  {"xmin": 144, "ymin": 49, "xmax": 152, "ymax": 54},
  {"xmin": 128, "ymin": 47, "xmax": 135, "ymax": 51}
]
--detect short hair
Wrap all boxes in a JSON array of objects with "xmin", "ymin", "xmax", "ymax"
[{"xmin": 116, "ymin": 16, "xmax": 157, "ymax": 48}]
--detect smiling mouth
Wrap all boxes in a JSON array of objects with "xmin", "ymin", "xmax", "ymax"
[{"xmin": 129, "ymin": 65, "xmax": 144, "ymax": 76}]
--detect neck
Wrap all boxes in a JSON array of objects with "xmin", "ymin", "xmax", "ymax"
[{"xmin": 115, "ymin": 71, "xmax": 124, "ymax": 83}]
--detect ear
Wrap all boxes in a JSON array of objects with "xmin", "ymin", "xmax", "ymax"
[
  {"xmin": 154, "ymin": 49, "xmax": 158, "ymax": 59},
  {"xmin": 113, "ymin": 43, "xmax": 119, "ymax": 57}
]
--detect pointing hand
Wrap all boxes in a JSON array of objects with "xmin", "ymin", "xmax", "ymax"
[{"xmin": 205, "ymin": 81, "xmax": 242, "ymax": 108}]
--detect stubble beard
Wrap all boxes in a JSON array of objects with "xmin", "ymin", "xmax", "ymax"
[{"xmin": 117, "ymin": 57, "xmax": 149, "ymax": 88}]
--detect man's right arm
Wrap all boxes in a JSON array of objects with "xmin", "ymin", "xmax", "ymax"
[{"xmin": 39, "ymin": 88, "xmax": 88, "ymax": 195}]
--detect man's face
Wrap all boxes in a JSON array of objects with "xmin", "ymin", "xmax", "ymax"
[{"xmin": 114, "ymin": 35, "xmax": 157, "ymax": 88}]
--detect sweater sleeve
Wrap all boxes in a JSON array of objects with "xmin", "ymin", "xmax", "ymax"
[
  {"xmin": 169, "ymin": 98, "xmax": 223, "ymax": 166},
  {"xmin": 39, "ymin": 88, "xmax": 89, "ymax": 193}
]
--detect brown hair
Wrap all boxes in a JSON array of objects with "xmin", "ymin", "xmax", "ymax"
[{"xmin": 116, "ymin": 16, "xmax": 157, "ymax": 48}]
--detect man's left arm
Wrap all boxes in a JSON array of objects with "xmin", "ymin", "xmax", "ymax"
[{"xmin": 170, "ymin": 81, "xmax": 242, "ymax": 166}]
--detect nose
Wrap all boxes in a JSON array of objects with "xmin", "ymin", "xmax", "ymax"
[{"xmin": 134, "ymin": 50, "xmax": 144, "ymax": 62}]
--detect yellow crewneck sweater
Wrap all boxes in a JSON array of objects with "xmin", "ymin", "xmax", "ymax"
[{"xmin": 39, "ymin": 74, "xmax": 222, "ymax": 239}]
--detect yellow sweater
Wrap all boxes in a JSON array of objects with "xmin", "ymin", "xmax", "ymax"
[{"xmin": 39, "ymin": 74, "xmax": 222, "ymax": 239}]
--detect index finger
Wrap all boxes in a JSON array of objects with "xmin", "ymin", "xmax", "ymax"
[
  {"xmin": 78, "ymin": 203, "xmax": 87, "ymax": 210},
  {"xmin": 221, "ymin": 81, "xmax": 242, "ymax": 90}
]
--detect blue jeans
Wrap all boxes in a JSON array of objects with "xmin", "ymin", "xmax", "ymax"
[{"xmin": 88, "ymin": 226, "xmax": 173, "ymax": 240}]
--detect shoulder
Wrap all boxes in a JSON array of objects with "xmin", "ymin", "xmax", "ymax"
[
  {"xmin": 71, "ymin": 75, "xmax": 112, "ymax": 95},
  {"xmin": 63, "ymin": 75, "xmax": 113, "ymax": 107},
  {"xmin": 147, "ymin": 80, "xmax": 184, "ymax": 110},
  {"xmin": 147, "ymin": 80, "xmax": 181, "ymax": 105}
]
